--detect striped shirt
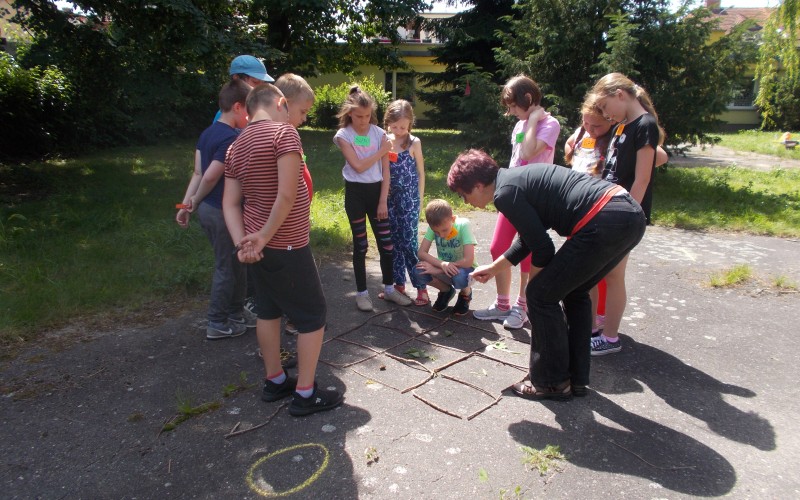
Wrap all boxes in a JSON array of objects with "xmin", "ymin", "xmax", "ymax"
[{"xmin": 224, "ymin": 120, "xmax": 310, "ymax": 249}]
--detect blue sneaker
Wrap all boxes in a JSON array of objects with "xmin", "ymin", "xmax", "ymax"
[{"xmin": 206, "ymin": 320, "xmax": 247, "ymax": 340}]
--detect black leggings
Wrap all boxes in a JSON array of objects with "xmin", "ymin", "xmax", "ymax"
[{"xmin": 344, "ymin": 181, "xmax": 394, "ymax": 292}]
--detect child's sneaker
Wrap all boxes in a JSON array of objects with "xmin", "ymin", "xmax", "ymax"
[
  {"xmin": 384, "ymin": 288, "xmax": 412, "ymax": 306},
  {"xmin": 244, "ymin": 297, "xmax": 257, "ymax": 316},
  {"xmin": 591, "ymin": 336, "xmax": 622, "ymax": 356},
  {"xmin": 452, "ymin": 290, "xmax": 472, "ymax": 316},
  {"xmin": 284, "ymin": 319, "xmax": 299, "ymax": 335},
  {"xmin": 289, "ymin": 384, "xmax": 344, "ymax": 416},
  {"xmin": 432, "ymin": 287, "xmax": 456, "ymax": 312},
  {"xmin": 356, "ymin": 294, "xmax": 374, "ymax": 312},
  {"xmin": 262, "ymin": 375, "xmax": 297, "ymax": 402},
  {"xmin": 230, "ymin": 307, "xmax": 257, "ymax": 328},
  {"xmin": 473, "ymin": 302, "xmax": 511, "ymax": 321},
  {"xmin": 502, "ymin": 305, "xmax": 528, "ymax": 330},
  {"xmin": 206, "ymin": 320, "xmax": 248, "ymax": 340}
]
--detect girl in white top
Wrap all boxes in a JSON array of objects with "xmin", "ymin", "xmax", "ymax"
[{"xmin": 333, "ymin": 86, "xmax": 412, "ymax": 311}]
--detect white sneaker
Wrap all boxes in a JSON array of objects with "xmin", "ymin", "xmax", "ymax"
[
  {"xmin": 502, "ymin": 305, "xmax": 528, "ymax": 330},
  {"xmin": 356, "ymin": 294, "xmax": 374, "ymax": 312},
  {"xmin": 383, "ymin": 289, "xmax": 412, "ymax": 306},
  {"xmin": 473, "ymin": 302, "xmax": 512, "ymax": 321}
]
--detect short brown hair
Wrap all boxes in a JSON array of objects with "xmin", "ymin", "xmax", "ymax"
[
  {"xmin": 245, "ymin": 83, "xmax": 284, "ymax": 117},
  {"xmin": 218, "ymin": 79, "xmax": 250, "ymax": 113},
  {"xmin": 501, "ymin": 75, "xmax": 542, "ymax": 110},
  {"xmin": 424, "ymin": 199, "xmax": 453, "ymax": 227}
]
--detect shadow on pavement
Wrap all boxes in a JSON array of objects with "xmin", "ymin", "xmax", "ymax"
[
  {"xmin": 591, "ymin": 335, "xmax": 775, "ymax": 451},
  {"xmin": 508, "ymin": 394, "xmax": 737, "ymax": 496}
]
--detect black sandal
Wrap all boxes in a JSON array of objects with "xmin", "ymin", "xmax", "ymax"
[{"xmin": 511, "ymin": 378, "xmax": 572, "ymax": 401}]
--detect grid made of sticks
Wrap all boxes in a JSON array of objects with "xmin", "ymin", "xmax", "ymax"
[{"xmin": 320, "ymin": 308, "xmax": 530, "ymax": 420}]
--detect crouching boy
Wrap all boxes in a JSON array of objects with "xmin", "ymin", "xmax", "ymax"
[{"xmin": 413, "ymin": 199, "xmax": 477, "ymax": 315}]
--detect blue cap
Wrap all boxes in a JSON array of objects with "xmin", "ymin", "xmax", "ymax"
[{"xmin": 229, "ymin": 55, "xmax": 273, "ymax": 82}]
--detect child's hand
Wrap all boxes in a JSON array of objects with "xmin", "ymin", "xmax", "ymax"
[
  {"xmin": 187, "ymin": 196, "xmax": 197, "ymax": 212},
  {"xmin": 175, "ymin": 209, "xmax": 190, "ymax": 228},
  {"xmin": 380, "ymin": 135, "xmax": 393, "ymax": 155},
  {"xmin": 441, "ymin": 261, "xmax": 458, "ymax": 277},
  {"xmin": 416, "ymin": 261, "xmax": 435, "ymax": 275},
  {"xmin": 377, "ymin": 200, "xmax": 388, "ymax": 220},
  {"xmin": 237, "ymin": 234, "xmax": 266, "ymax": 263},
  {"xmin": 529, "ymin": 105, "xmax": 546, "ymax": 122}
]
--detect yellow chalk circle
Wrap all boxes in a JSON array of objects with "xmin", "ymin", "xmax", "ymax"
[{"xmin": 246, "ymin": 443, "xmax": 330, "ymax": 497}]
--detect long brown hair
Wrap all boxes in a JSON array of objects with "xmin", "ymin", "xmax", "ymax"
[
  {"xmin": 336, "ymin": 85, "xmax": 378, "ymax": 128},
  {"xmin": 591, "ymin": 73, "xmax": 665, "ymax": 145},
  {"xmin": 564, "ymin": 93, "xmax": 610, "ymax": 177}
]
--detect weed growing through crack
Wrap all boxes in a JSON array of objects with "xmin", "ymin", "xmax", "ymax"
[
  {"xmin": 773, "ymin": 275, "xmax": 798, "ymax": 290},
  {"xmin": 499, "ymin": 485, "xmax": 525, "ymax": 499},
  {"xmin": 365, "ymin": 446, "xmax": 379, "ymax": 466},
  {"xmin": 520, "ymin": 444, "xmax": 566, "ymax": 475},
  {"xmin": 709, "ymin": 264, "xmax": 752, "ymax": 287},
  {"xmin": 222, "ymin": 371, "xmax": 256, "ymax": 398},
  {"xmin": 161, "ymin": 390, "xmax": 221, "ymax": 433}
]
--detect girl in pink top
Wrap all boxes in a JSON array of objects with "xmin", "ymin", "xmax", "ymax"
[{"xmin": 472, "ymin": 75, "xmax": 560, "ymax": 330}]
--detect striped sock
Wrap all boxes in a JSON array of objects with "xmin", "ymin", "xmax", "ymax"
[
  {"xmin": 515, "ymin": 296, "xmax": 527, "ymax": 311},
  {"xmin": 496, "ymin": 295, "xmax": 511, "ymax": 311},
  {"xmin": 295, "ymin": 384, "xmax": 314, "ymax": 398},
  {"xmin": 267, "ymin": 371, "xmax": 286, "ymax": 384}
]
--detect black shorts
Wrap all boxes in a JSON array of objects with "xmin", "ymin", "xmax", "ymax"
[{"xmin": 249, "ymin": 245, "xmax": 326, "ymax": 333}]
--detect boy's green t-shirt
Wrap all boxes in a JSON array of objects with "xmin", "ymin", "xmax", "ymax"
[{"xmin": 423, "ymin": 217, "xmax": 478, "ymax": 268}]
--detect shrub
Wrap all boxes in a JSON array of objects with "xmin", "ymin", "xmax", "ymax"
[
  {"xmin": 309, "ymin": 77, "xmax": 391, "ymax": 129},
  {"xmin": 0, "ymin": 53, "xmax": 76, "ymax": 160}
]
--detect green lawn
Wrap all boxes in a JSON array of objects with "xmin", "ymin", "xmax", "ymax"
[
  {"xmin": 2, "ymin": 128, "xmax": 799, "ymax": 345},
  {"xmin": 713, "ymin": 130, "xmax": 800, "ymax": 159}
]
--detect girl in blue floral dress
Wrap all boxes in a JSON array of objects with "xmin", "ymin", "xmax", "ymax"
[{"xmin": 381, "ymin": 100, "xmax": 429, "ymax": 306}]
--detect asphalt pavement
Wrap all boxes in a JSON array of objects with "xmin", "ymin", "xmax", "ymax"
[{"xmin": 2, "ymin": 208, "xmax": 799, "ymax": 498}]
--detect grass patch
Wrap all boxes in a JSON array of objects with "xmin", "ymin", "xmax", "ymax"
[
  {"xmin": 653, "ymin": 166, "xmax": 800, "ymax": 236},
  {"xmin": 520, "ymin": 444, "xmax": 566, "ymax": 475},
  {"xmin": 713, "ymin": 130, "xmax": 800, "ymax": 159},
  {"xmin": 772, "ymin": 275, "xmax": 798, "ymax": 290},
  {"xmin": 709, "ymin": 264, "xmax": 753, "ymax": 288}
]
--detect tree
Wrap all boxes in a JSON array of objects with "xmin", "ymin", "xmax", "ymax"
[
  {"xmin": 494, "ymin": 0, "xmax": 756, "ymax": 147},
  {"xmin": 247, "ymin": 0, "xmax": 432, "ymax": 76},
  {"xmin": 417, "ymin": 0, "xmax": 516, "ymax": 128},
  {"xmin": 755, "ymin": 1, "xmax": 800, "ymax": 130},
  {"xmin": 495, "ymin": 0, "xmax": 617, "ymax": 126},
  {"xmin": 6, "ymin": 0, "xmax": 432, "ymax": 158}
]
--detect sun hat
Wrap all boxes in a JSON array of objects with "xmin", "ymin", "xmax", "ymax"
[{"xmin": 229, "ymin": 55, "xmax": 274, "ymax": 82}]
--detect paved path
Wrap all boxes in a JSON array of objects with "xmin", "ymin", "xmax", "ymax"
[
  {"xmin": 2, "ymin": 211, "xmax": 799, "ymax": 498},
  {"xmin": 669, "ymin": 144, "xmax": 800, "ymax": 171}
]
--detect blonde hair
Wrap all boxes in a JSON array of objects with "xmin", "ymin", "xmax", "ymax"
[
  {"xmin": 245, "ymin": 83, "xmax": 284, "ymax": 116},
  {"xmin": 336, "ymin": 85, "xmax": 378, "ymax": 128},
  {"xmin": 424, "ymin": 199, "xmax": 453, "ymax": 227},
  {"xmin": 275, "ymin": 73, "xmax": 314, "ymax": 103},
  {"xmin": 383, "ymin": 99, "xmax": 415, "ymax": 150},
  {"xmin": 501, "ymin": 75, "xmax": 542, "ymax": 110},
  {"xmin": 590, "ymin": 73, "xmax": 665, "ymax": 145}
]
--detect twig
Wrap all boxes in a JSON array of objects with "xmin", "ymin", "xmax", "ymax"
[
  {"xmin": 224, "ymin": 402, "xmax": 288, "ymax": 439},
  {"xmin": 609, "ymin": 440, "xmax": 696, "ymax": 470},
  {"xmin": 323, "ymin": 309, "xmax": 394, "ymax": 344},
  {"xmin": 350, "ymin": 367, "xmax": 403, "ymax": 392},
  {"xmin": 412, "ymin": 393, "xmax": 462, "ymax": 419},
  {"xmin": 466, "ymin": 396, "xmax": 502, "ymax": 421},
  {"xmin": 167, "ymin": 459, "xmax": 171, "ymax": 474}
]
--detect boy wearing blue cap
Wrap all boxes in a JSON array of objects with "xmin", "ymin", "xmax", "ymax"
[{"xmin": 213, "ymin": 55, "xmax": 274, "ymax": 122}]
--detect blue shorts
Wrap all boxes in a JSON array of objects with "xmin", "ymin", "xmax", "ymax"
[{"xmin": 411, "ymin": 266, "xmax": 474, "ymax": 290}]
